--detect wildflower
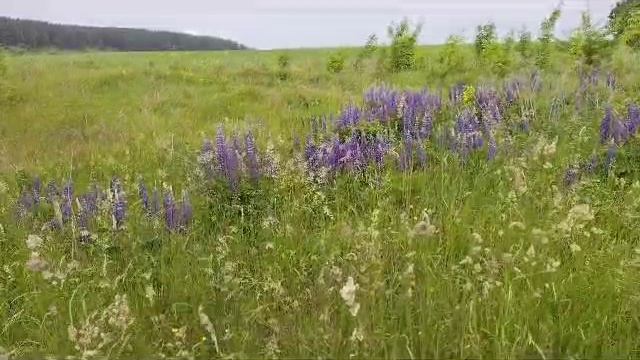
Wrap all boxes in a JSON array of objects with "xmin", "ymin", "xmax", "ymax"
[
  {"xmin": 339, "ymin": 276, "xmax": 360, "ymax": 317},
  {"xmin": 61, "ymin": 181, "xmax": 73, "ymax": 223},
  {"xmin": 411, "ymin": 214, "xmax": 437, "ymax": 238},
  {"xmin": 26, "ymin": 234, "xmax": 43, "ymax": 250},
  {"xmin": 26, "ymin": 252, "xmax": 48, "ymax": 272},
  {"xmin": 563, "ymin": 167, "xmax": 580, "ymax": 187},
  {"xmin": 569, "ymin": 243, "xmax": 582, "ymax": 253},
  {"xmin": 164, "ymin": 191, "xmax": 178, "ymax": 232}
]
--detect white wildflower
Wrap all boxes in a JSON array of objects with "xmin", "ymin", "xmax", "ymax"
[
  {"xmin": 339, "ymin": 276, "xmax": 360, "ymax": 317},
  {"xmin": 26, "ymin": 234, "xmax": 43, "ymax": 250},
  {"xmin": 570, "ymin": 243, "xmax": 582, "ymax": 253},
  {"xmin": 25, "ymin": 252, "xmax": 48, "ymax": 272},
  {"xmin": 198, "ymin": 305, "xmax": 220, "ymax": 355}
]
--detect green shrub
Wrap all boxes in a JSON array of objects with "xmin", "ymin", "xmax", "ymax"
[
  {"xmin": 437, "ymin": 35, "xmax": 467, "ymax": 77},
  {"xmin": 536, "ymin": 7, "xmax": 562, "ymax": 69},
  {"xmin": 621, "ymin": 10, "xmax": 640, "ymax": 49},
  {"xmin": 327, "ymin": 52, "xmax": 346, "ymax": 73},
  {"xmin": 353, "ymin": 34, "xmax": 378, "ymax": 70},
  {"xmin": 517, "ymin": 28, "xmax": 533, "ymax": 59},
  {"xmin": 387, "ymin": 19, "xmax": 421, "ymax": 72},
  {"xmin": 474, "ymin": 23, "xmax": 497, "ymax": 58},
  {"xmin": 568, "ymin": 12, "xmax": 610, "ymax": 66},
  {"xmin": 276, "ymin": 53, "xmax": 290, "ymax": 80}
]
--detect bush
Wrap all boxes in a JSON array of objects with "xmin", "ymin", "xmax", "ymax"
[
  {"xmin": 536, "ymin": 7, "xmax": 562, "ymax": 69},
  {"xmin": 517, "ymin": 28, "xmax": 533, "ymax": 59},
  {"xmin": 437, "ymin": 35, "xmax": 467, "ymax": 77},
  {"xmin": 387, "ymin": 19, "xmax": 422, "ymax": 72},
  {"xmin": 474, "ymin": 23, "xmax": 497, "ymax": 58},
  {"xmin": 621, "ymin": 10, "xmax": 640, "ymax": 49},
  {"xmin": 353, "ymin": 34, "xmax": 378, "ymax": 70},
  {"xmin": 276, "ymin": 53, "xmax": 290, "ymax": 80},
  {"xmin": 568, "ymin": 12, "xmax": 610, "ymax": 66},
  {"xmin": 327, "ymin": 52, "xmax": 346, "ymax": 73}
]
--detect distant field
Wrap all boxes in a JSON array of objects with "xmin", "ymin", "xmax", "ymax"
[{"xmin": 2, "ymin": 42, "xmax": 640, "ymax": 359}]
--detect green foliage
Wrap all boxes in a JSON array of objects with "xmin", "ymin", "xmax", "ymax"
[
  {"xmin": 437, "ymin": 35, "xmax": 468, "ymax": 77},
  {"xmin": 621, "ymin": 10, "xmax": 640, "ymax": 49},
  {"xmin": 326, "ymin": 52, "xmax": 346, "ymax": 73},
  {"xmin": 387, "ymin": 19, "xmax": 422, "ymax": 72},
  {"xmin": 568, "ymin": 12, "xmax": 610, "ymax": 66},
  {"xmin": 609, "ymin": 0, "xmax": 640, "ymax": 39},
  {"xmin": 536, "ymin": 7, "xmax": 562, "ymax": 68},
  {"xmin": 473, "ymin": 24, "xmax": 513, "ymax": 77},
  {"xmin": 474, "ymin": 22, "xmax": 497, "ymax": 57},
  {"xmin": 517, "ymin": 28, "xmax": 533, "ymax": 59},
  {"xmin": 354, "ymin": 34, "xmax": 379, "ymax": 70},
  {"xmin": 276, "ymin": 53, "xmax": 290, "ymax": 80}
]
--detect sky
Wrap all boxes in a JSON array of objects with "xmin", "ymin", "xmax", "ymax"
[{"xmin": 0, "ymin": 0, "xmax": 619, "ymax": 49}]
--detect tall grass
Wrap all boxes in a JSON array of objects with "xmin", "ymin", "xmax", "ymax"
[{"xmin": 1, "ymin": 41, "xmax": 640, "ymax": 359}]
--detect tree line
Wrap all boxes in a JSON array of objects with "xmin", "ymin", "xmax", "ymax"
[{"xmin": 0, "ymin": 17, "xmax": 247, "ymax": 51}]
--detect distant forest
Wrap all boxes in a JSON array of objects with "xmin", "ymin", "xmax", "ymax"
[{"xmin": 0, "ymin": 17, "xmax": 247, "ymax": 51}]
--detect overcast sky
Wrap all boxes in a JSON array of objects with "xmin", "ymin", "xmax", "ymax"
[{"xmin": 0, "ymin": 0, "xmax": 618, "ymax": 49}]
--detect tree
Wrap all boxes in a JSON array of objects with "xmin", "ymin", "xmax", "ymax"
[
  {"xmin": 474, "ymin": 23, "xmax": 497, "ymax": 57},
  {"xmin": 568, "ymin": 12, "xmax": 609, "ymax": 66},
  {"xmin": 387, "ymin": 19, "xmax": 422, "ymax": 72},
  {"xmin": 0, "ymin": 16, "xmax": 247, "ymax": 51},
  {"xmin": 609, "ymin": 0, "xmax": 640, "ymax": 38},
  {"xmin": 536, "ymin": 6, "xmax": 562, "ymax": 68}
]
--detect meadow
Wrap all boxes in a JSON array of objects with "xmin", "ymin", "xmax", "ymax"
[{"xmin": 2, "ymin": 27, "xmax": 640, "ymax": 359}]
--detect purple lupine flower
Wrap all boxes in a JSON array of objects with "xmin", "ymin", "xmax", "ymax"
[
  {"xmin": 604, "ymin": 144, "xmax": 617, "ymax": 173},
  {"xmin": 450, "ymin": 83, "xmax": 465, "ymax": 104},
  {"xmin": 372, "ymin": 137, "xmax": 390, "ymax": 168},
  {"xmin": 365, "ymin": 86, "xmax": 399, "ymax": 123},
  {"xmin": 399, "ymin": 129, "xmax": 414, "ymax": 172},
  {"xmin": 505, "ymin": 80, "xmax": 520, "ymax": 104},
  {"xmin": 563, "ymin": 167, "xmax": 580, "ymax": 187},
  {"xmin": 61, "ymin": 181, "xmax": 73, "ymax": 223},
  {"xmin": 583, "ymin": 154, "xmax": 599, "ymax": 174},
  {"xmin": 163, "ymin": 191, "xmax": 178, "ymax": 232},
  {"xmin": 245, "ymin": 131, "xmax": 260, "ymax": 183},
  {"xmin": 227, "ymin": 146, "xmax": 240, "ymax": 192},
  {"xmin": 337, "ymin": 104, "xmax": 361, "ymax": 129},
  {"xmin": 78, "ymin": 187, "xmax": 99, "ymax": 230},
  {"xmin": 17, "ymin": 191, "xmax": 34, "ymax": 218},
  {"xmin": 232, "ymin": 134, "xmax": 242, "ymax": 156},
  {"xmin": 612, "ymin": 118, "xmax": 629, "ymax": 145},
  {"xmin": 600, "ymin": 106, "xmax": 614, "ymax": 144},
  {"xmin": 416, "ymin": 145, "xmax": 428, "ymax": 169},
  {"xmin": 626, "ymin": 104, "xmax": 640, "ymax": 135},
  {"xmin": 180, "ymin": 191, "xmax": 193, "ymax": 230},
  {"xmin": 216, "ymin": 127, "xmax": 228, "ymax": 177},
  {"xmin": 138, "ymin": 181, "xmax": 150, "ymax": 214},
  {"xmin": 32, "ymin": 176, "xmax": 41, "ymax": 206},
  {"xmin": 487, "ymin": 136, "xmax": 497, "ymax": 161},
  {"xmin": 454, "ymin": 110, "xmax": 484, "ymax": 157}
]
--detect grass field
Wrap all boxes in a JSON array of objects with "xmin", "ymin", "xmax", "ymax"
[{"xmin": 2, "ymin": 41, "xmax": 640, "ymax": 359}]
